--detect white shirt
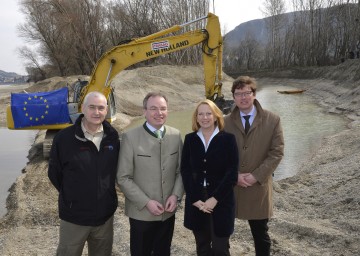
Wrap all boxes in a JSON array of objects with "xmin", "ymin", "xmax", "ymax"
[
  {"xmin": 146, "ymin": 122, "xmax": 164, "ymax": 136},
  {"xmin": 196, "ymin": 126, "xmax": 219, "ymax": 152},
  {"xmin": 240, "ymin": 106, "xmax": 257, "ymax": 128},
  {"xmin": 81, "ymin": 121, "xmax": 104, "ymax": 151},
  {"xmin": 197, "ymin": 126, "xmax": 219, "ymax": 187}
]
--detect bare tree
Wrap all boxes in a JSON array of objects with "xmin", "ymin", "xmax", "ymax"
[
  {"xmin": 18, "ymin": 0, "xmax": 70, "ymax": 75},
  {"xmin": 262, "ymin": 0, "xmax": 287, "ymax": 69},
  {"xmin": 48, "ymin": 0, "xmax": 109, "ymax": 73},
  {"xmin": 19, "ymin": 0, "xmax": 130, "ymax": 75},
  {"xmin": 18, "ymin": 46, "xmax": 47, "ymax": 81},
  {"xmin": 18, "ymin": 0, "xmax": 210, "ymax": 77},
  {"xmin": 240, "ymin": 31, "xmax": 261, "ymax": 70},
  {"xmin": 152, "ymin": 0, "xmax": 209, "ymax": 65}
]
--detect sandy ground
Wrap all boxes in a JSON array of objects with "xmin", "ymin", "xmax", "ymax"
[{"xmin": 0, "ymin": 64, "xmax": 359, "ymax": 255}]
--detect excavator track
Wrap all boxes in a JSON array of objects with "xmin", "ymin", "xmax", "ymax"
[{"xmin": 43, "ymin": 130, "xmax": 60, "ymax": 158}]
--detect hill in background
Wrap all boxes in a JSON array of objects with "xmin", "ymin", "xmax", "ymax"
[{"xmin": 0, "ymin": 70, "xmax": 28, "ymax": 84}]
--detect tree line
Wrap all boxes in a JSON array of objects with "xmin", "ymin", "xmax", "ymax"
[
  {"xmin": 18, "ymin": 0, "xmax": 209, "ymax": 81},
  {"xmin": 224, "ymin": 0, "xmax": 360, "ymax": 72},
  {"xmin": 18, "ymin": 0, "xmax": 360, "ymax": 81}
]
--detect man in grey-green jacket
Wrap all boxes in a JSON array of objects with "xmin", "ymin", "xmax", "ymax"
[
  {"xmin": 117, "ymin": 92, "xmax": 183, "ymax": 256},
  {"xmin": 224, "ymin": 76, "xmax": 284, "ymax": 256}
]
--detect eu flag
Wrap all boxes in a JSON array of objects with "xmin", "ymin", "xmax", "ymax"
[{"xmin": 11, "ymin": 87, "xmax": 70, "ymax": 128}]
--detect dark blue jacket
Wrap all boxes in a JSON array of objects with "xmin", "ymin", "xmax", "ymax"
[
  {"xmin": 180, "ymin": 130, "xmax": 238, "ymax": 237},
  {"xmin": 48, "ymin": 114, "xmax": 120, "ymax": 226}
]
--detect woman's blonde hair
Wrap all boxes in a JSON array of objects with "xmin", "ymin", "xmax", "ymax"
[{"xmin": 191, "ymin": 99, "xmax": 224, "ymax": 131}]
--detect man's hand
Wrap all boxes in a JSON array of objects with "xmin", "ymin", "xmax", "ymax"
[
  {"xmin": 146, "ymin": 200, "xmax": 164, "ymax": 216},
  {"xmin": 237, "ymin": 173, "xmax": 257, "ymax": 187},
  {"xmin": 244, "ymin": 173, "xmax": 257, "ymax": 186},
  {"xmin": 165, "ymin": 195, "xmax": 178, "ymax": 213}
]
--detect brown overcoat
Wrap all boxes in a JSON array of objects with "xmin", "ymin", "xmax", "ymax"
[{"xmin": 224, "ymin": 100, "xmax": 284, "ymax": 219}]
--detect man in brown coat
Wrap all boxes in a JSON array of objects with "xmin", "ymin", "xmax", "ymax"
[{"xmin": 224, "ymin": 76, "xmax": 284, "ymax": 256}]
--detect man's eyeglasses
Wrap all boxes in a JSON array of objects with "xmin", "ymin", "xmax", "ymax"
[{"xmin": 234, "ymin": 91, "xmax": 253, "ymax": 98}]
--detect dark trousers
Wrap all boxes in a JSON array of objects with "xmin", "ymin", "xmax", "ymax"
[
  {"xmin": 248, "ymin": 219, "xmax": 271, "ymax": 256},
  {"xmin": 192, "ymin": 215, "xmax": 230, "ymax": 256},
  {"xmin": 129, "ymin": 215, "xmax": 175, "ymax": 256},
  {"xmin": 57, "ymin": 216, "xmax": 114, "ymax": 256}
]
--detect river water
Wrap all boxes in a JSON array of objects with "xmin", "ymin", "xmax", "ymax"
[
  {"xmin": 0, "ymin": 84, "xmax": 347, "ymax": 217},
  {"xmin": 256, "ymin": 85, "xmax": 347, "ymax": 180},
  {"xmin": 0, "ymin": 129, "xmax": 36, "ymax": 217},
  {"xmin": 126, "ymin": 85, "xmax": 347, "ymax": 181}
]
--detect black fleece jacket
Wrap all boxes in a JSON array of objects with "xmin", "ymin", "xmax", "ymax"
[{"xmin": 48, "ymin": 114, "xmax": 120, "ymax": 226}]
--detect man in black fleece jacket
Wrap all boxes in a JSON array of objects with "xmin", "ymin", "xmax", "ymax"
[{"xmin": 48, "ymin": 91, "xmax": 120, "ymax": 256}]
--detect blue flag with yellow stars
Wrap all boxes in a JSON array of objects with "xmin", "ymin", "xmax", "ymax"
[{"xmin": 11, "ymin": 87, "xmax": 70, "ymax": 128}]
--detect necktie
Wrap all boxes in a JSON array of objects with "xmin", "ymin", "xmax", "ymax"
[
  {"xmin": 243, "ymin": 115, "xmax": 251, "ymax": 134},
  {"xmin": 154, "ymin": 130, "xmax": 162, "ymax": 138}
]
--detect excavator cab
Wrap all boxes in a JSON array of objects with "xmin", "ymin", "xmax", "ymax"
[{"xmin": 71, "ymin": 79, "xmax": 117, "ymax": 123}]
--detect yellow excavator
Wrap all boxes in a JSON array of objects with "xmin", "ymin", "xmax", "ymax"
[{"xmin": 7, "ymin": 12, "xmax": 230, "ymax": 157}]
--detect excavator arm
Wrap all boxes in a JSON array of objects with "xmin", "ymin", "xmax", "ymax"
[
  {"xmin": 7, "ymin": 13, "xmax": 225, "ymax": 132},
  {"xmin": 79, "ymin": 12, "xmax": 224, "ymax": 108}
]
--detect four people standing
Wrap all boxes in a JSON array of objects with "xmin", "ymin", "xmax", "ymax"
[
  {"xmin": 181, "ymin": 100, "xmax": 239, "ymax": 256},
  {"xmin": 48, "ymin": 91, "xmax": 120, "ymax": 256},
  {"xmin": 224, "ymin": 76, "xmax": 284, "ymax": 256},
  {"xmin": 116, "ymin": 92, "xmax": 184, "ymax": 256},
  {"xmin": 48, "ymin": 78, "xmax": 283, "ymax": 255}
]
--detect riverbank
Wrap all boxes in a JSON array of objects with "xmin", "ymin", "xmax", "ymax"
[{"xmin": 0, "ymin": 64, "xmax": 359, "ymax": 255}]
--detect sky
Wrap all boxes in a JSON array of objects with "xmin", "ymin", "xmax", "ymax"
[
  {"xmin": 0, "ymin": 1, "xmax": 26, "ymax": 75},
  {"xmin": 0, "ymin": 0, "xmax": 265, "ymax": 75}
]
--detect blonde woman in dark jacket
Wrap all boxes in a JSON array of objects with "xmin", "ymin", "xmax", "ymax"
[{"xmin": 181, "ymin": 99, "xmax": 239, "ymax": 256}]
